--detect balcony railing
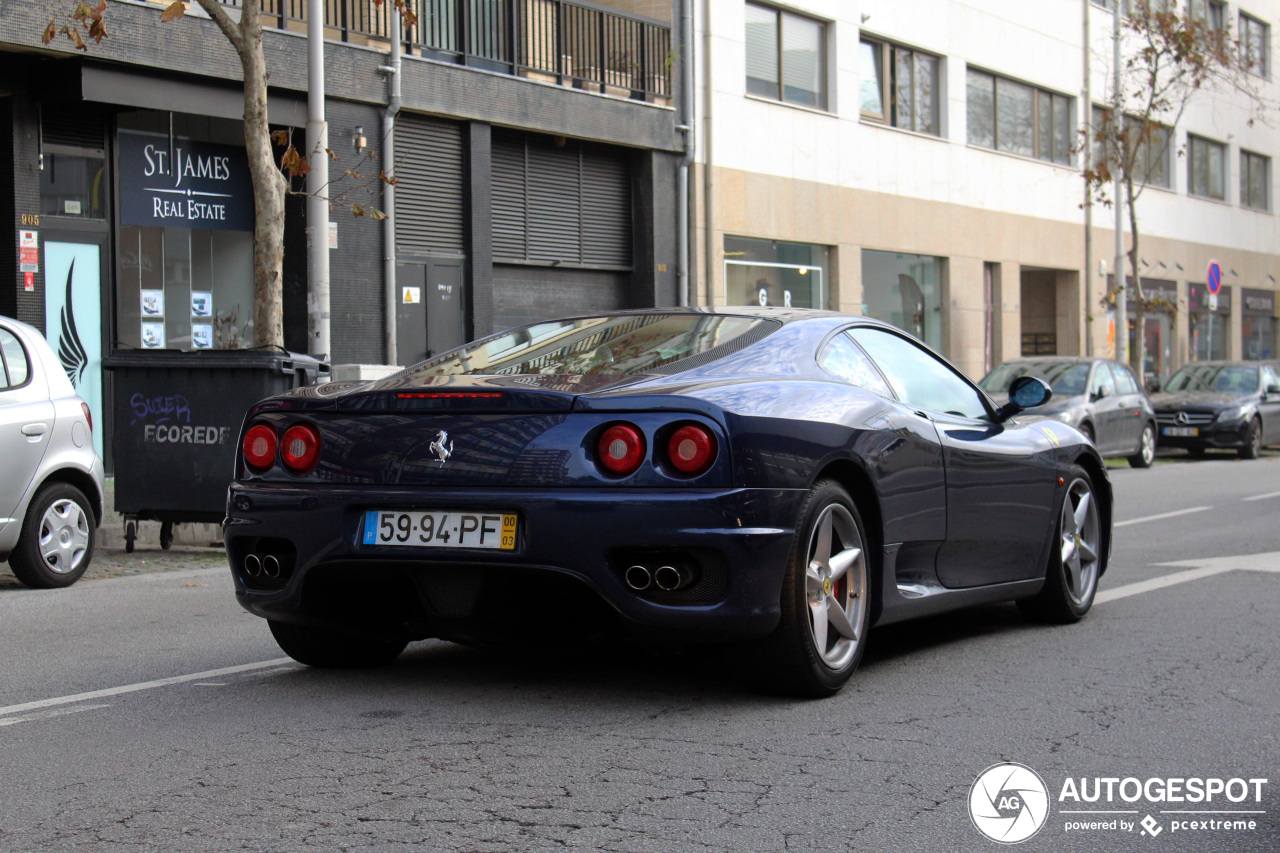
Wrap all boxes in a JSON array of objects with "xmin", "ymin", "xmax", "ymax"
[{"xmin": 242, "ymin": 0, "xmax": 672, "ymax": 102}]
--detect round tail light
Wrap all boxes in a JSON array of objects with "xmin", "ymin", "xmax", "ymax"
[
  {"xmin": 280, "ymin": 424, "xmax": 322, "ymax": 474},
  {"xmin": 667, "ymin": 424, "xmax": 717, "ymax": 475},
  {"xmin": 597, "ymin": 423, "xmax": 646, "ymax": 476},
  {"xmin": 243, "ymin": 424, "xmax": 278, "ymax": 470}
]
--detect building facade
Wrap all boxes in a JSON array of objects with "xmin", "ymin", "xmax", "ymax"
[
  {"xmin": 694, "ymin": 0, "xmax": 1280, "ymax": 383},
  {"xmin": 2, "ymin": 0, "xmax": 682, "ymax": 470}
]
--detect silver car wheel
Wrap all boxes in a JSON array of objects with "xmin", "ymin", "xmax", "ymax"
[
  {"xmin": 804, "ymin": 503, "xmax": 869, "ymax": 670},
  {"xmin": 1058, "ymin": 478, "xmax": 1100, "ymax": 606},
  {"xmin": 38, "ymin": 498, "xmax": 91, "ymax": 574},
  {"xmin": 1139, "ymin": 426, "xmax": 1155, "ymax": 465}
]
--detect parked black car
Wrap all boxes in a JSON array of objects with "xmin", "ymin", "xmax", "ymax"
[
  {"xmin": 980, "ymin": 357, "xmax": 1157, "ymax": 467},
  {"xmin": 1149, "ymin": 361, "xmax": 1280, "ymax": 458},
  {"xmin": 225, "ymin": 309, "xmax": 1112, "ymax": 697}
]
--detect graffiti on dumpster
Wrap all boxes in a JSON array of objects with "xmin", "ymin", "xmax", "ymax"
[{"xmin": 130, "ymin": 392, "xmax": 231, "ymax": 445}]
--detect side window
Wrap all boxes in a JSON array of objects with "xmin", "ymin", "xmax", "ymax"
[
  {"xmin": 1093, "ymin": 363, "xmax": 1117, "ymax": 398},
  {"xmin": 818, "ymin": 332, "xmax": 893, "ymax": 397},
  {"xmin": 1263, "ymin": 366, "xmax": 1279, "ymax": 390},
  {"xmin": 0, "ymin": 329, "xmax": 29, "ymax": 390},
  {"xmin": 1113, "ymin": 363, "xmax": 1140, "ymax": 395},
  {"xmin": 847, "ymin": 327, "xmax": 990, "ymax": 419}
]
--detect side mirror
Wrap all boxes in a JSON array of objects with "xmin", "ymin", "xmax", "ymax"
[
  {"xmin": 996, "ymin": 376, "xmax": 1053, "ymax": 422},
  {"xmin": 1147, "ymin": 381, "xmax": 1161, "ymax": 394},
  {"xmin": 1267, "ymin": 384, "xmax": 1280, "ymax": 396},
  {"xmin": 1091, "ymin": 385, "xmax": 1111, "ymax": 401}
]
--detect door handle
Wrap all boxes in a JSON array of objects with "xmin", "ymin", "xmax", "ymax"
[{"xmin": 21, "ymin": 423, "xmax": 48, "ymax": 437}]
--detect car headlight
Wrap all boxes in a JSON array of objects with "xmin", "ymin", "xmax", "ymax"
[
  {"xmin": 1217, "ymin": 405, "xmax": 1249, "ymax": 423},
  {"xmin": 1056, "ymin": 411, "xmax": 1075, "ymax": 423}
]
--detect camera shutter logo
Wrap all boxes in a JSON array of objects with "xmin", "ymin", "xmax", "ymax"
[{"xmin": 969, "ymin": 763, "xmax": 1050, "ymax": 843}]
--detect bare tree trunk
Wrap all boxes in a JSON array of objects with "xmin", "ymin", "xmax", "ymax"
[
  {"xmin": 1125, "ymin": 176, "xmax": 1146, "ymax": 386},
  {"xmin": 196, "ymin": 0, "xmax": 286, "ymax": 350}
]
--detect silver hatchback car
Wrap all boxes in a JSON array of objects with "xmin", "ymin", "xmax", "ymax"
[{"xmin": 0, "ymin": 316, "xmax": 104, "ymax": 587}]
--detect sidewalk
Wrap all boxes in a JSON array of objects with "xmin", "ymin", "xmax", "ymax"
[{"xmin": 0, "ymin": 545, "xmax": 226, "ymax": 592}]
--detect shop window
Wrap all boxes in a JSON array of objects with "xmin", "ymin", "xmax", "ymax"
[
  {"xmin": 745, "ymin": 3, "xmax": 827, "ymax": 109},
  {"xmin": 860, "ymin": 250, "xmax": 944, "ymax": 351},
  {"xmin": 1242, "ymin": 315, "xmax": 1276, "ymax": 360},
  {"xmin": 40, "ymin": 151, "xmax": 107, "ymax": 219},
  {"xmin": 1188, "ymin": 283, "xmax": 1230, "ymax": 361},
  {"xmin": 1240, "ymin": 149, "xmax": 1269, "ymax": 211},
  {"xmin": 1188, "ymin": 134, "xmax": 1226, "ymax": 200},
  {"xmin": 724, "ymin": 237, "xmax": 828, "ymax": 310},
  {"xmin": 114, "ymin": 115, "xmax": 258, "ymax": 351},
  {"xmin": 860, "ymin": 38, "xmax": 940, "ymax": 136},
  {"xmin": 967, "ymin": 68, "xmax": 1072, "ymax": 165}
]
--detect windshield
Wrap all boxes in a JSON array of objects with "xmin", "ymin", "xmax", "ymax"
[
  {"xmin": 404, "ymin": 314, "xmax": 774, "ymax": 377},
  {"xmin": 1165, "ymin": 364, "xmax": 1259, "ymax": 394},
  {"xmin": 981, "ymin": 361, "xmax": 1090, "ymax": 396}
]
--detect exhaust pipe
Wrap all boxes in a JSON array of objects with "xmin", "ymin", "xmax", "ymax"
[
  {"xmin": 263, "ymin": 555, "xmax": 281, "ymax": 578},
  {"xmin": 625, "ymin": 565, "xmax": 652, "ymax": 591},
  {"xmin": 244, "ymin": 553, "xmax": 262, "ymax": 577},
  {"xmin": 654, "ymin": 564, "xmax": 691, "ymax": 591}
]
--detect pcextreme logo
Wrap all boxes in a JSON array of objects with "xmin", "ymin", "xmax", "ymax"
[{"xmin": 969, "ymin": 762, "xmax": 1270, "ymax": 844}]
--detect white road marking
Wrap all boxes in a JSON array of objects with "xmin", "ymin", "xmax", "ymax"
[
  {"xmin": 1097, "ymin": 551, "xmax": 1280, "ymax": 604},
  {"xmin": 1113, "ymin": 506, "xmax": 1212, "ymax": 528},
  {"xmin": 0, "ymin": 658, "xmax": 293, "ymax": 719},
  {"xmin": 1242, "ymin": 490, "xmax": 1280, "ymax": 502},
  {"xmin": 0, "ymin": 703, "xmax": 113, "ymax": 728}
]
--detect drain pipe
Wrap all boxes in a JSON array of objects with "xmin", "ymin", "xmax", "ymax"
[
  {"xmin": 306, "ymin": 0, "xmax": 331, "ymax": 360},
  {"xmin": 381, "ymin": 8, "xmax": 402, "ymax": 365},
  {"xmin": 675, "ymin": 0, "xmax": 695, "ymax": 306}
]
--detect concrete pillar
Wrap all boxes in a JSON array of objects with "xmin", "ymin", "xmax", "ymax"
[
  {"xmin": 1229, "ymin": 285, "xmax": 1243, "ymax": 360},
  {"xmin": 1056, "ymin": 270, "xmax": 1082, "ymax": 356},
  {"xmin": 946, "ymin": 256, "xmax": 986, "ymax": 378},
  {"xmin": 995, "ymin": 260, "xmax": 1022, "ymax": 364},
  {"xmin": 833, "ymin": 244, "xmax": 862, "ymax": 316}
]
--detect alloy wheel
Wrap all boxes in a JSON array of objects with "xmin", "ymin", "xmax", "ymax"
[
  {"xmin": 804, "ymin": 503, "xmax": 869, "ymax": 670},
  {"xmin": 1058, "ymin": 478, "xmax": 1100, "ymax": 606}
]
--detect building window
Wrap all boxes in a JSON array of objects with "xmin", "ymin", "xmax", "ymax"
[
  {"xmin": 1241, "ymin": 150, "xmax": 1270, "ymax": 211},
  {"xmin": 1091, "ymin": 107, "xmax": 1172, "ymax": 188},
  {"xmin": 1190, "ymin": 0, "xmax": 1227, "ymax": 30},
  {"xmin": 744, "ymin": 3, "xmax": 826, "ymax": 109},
  {"xmin": 1240, "ymin": 13, "xmax": 1269, "ymax": 77},
  {"xmin": 724, "ymin": 237, "xmax": 829, "ymax": 310},
  {"xmin": 860, "ymin": 250, "xmax": 944, "ymax": 350},
  {"xmin": 1188, "ymin": 134, "xmax": 1227, "ymax": 200},
  {"xmin": 860, "ymin": 39, "xmax": 940, "ymax": 136},
  {"xmin": 967, "ymin": 69, "xmax": 1072, "ymax": 164}
]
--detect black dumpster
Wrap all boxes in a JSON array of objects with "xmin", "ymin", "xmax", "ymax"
[{"xmin": 103, "ymin": 349, "xmax": 328, "ymax": 549}]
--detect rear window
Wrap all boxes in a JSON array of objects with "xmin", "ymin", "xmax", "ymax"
[
  {"xmin": 1166, "ymin": 364, "xmax": 1259, "ymax": 393},
  {"xmin": 0, "ymin": 328, "xmax": 30, "ymax": 390},
  {"xmin": 406, "ymin": 314, "xmax": 775, "ymax": 377},
  {"xmin": 982, "ymin": 361, "xmax": 1089, "ymax": 396}
]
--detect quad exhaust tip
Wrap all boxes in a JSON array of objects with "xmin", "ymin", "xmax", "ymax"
[
  {"xmin": 244, "ymin": 553, "xmax": 262, "ymax": 577},
  {"xmin": 654, "ymin": 565, "xmax": 690, "ymax": 591},
  {"xmin": 262, "ymin": 555, "xmax": 281, "ymax": 578},
  {"xmin": 625, "ymin": 565, "xmax": 652, "ymax": 591}
]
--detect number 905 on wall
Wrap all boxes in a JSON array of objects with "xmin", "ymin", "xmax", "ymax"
[{"xmin": 362, "ymin": 509, "xmax": 517, "ymax": 550}]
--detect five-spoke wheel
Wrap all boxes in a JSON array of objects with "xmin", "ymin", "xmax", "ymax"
[
  {"xmin": 1019, "ymin": 466, "xmax": 1101, "ymax": 623},
  {"xmin": 1129, "ymin": 423, "xmax": 1156, "ymax": 468}
]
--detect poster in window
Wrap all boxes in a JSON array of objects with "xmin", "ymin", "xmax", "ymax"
[
  {"xmin": 141, "ymin": 289, "xmax": 165, "ymax": 317},
  {"xmin": 191, "ymin": 291, "xmax": 213, "ymax": 317},
  {"xmin": 141, "ymin": 322, "xmax": 165, "ymax": 349},
  {"xmin": 191, "ymin": 324, "xmax": 213, "ymax": 349}
]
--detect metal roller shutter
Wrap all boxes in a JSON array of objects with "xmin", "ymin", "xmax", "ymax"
[
  {"xmin": 491, "ymin": 131, "xmax": 632, "ymax": 269},
  {"xmin": 395, "ymin": 114, "xmax": 465, "ymax": 256}
]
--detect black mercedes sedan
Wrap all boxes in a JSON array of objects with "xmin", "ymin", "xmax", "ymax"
[
  {"xmin": 980, "ymin": 357, "xmax": 1157, "ymax": 468},
  {"xmin": 224, "ymin": 308, "xmax": 1112, "ymax": 697},
  {"xmin": 1150, "ymin": 360, "xmax": 1280, "ymax": 458}
]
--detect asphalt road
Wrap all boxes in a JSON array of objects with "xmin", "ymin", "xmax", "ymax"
[{"xmin": 0, "ymin": 457, "xmax": 1277, "ymax": 852}]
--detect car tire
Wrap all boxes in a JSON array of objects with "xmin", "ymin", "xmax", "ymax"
[
  {"xmin": 1238, "ymin": 417, "xmax": 1262, "ymax": 460},
  {"xmin": 1128, "ymin": 423, "xmax": 1156, "ymax": 468},
  {"xmin": 268, "ymin": 620, "xmax": 408, "ymax": 668},
  {"xmin": 1079, "ymin": 423, "xmax": 1095, "ymax": 445},
  {"xmin": 749, "ymin": 480, "xmax": 872, "ymax": 697},
  {"xmin": 1018, "ymin": 465, "xmax": 1101, "ymax": 624},
  {"xmin": 9, "ymin": 482, "xmax": 96, "ymax": 589}
]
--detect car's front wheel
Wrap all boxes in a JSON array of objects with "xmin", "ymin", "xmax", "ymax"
[
  {"xmin": 1238, "ymin": 417, "xmax": 1263, "ymax": 460},
  {"xmin": 268, "ymin": 620, "xmax": 408, "ymax": 668},
  {"xmin": 9, "ymin": 482, "xmax": 95, "ymax": 589},
  {"xmin": 1128, "ymin": 423, "xmax": 1156, "ymax": 468},
  {"xmin": 1018, "ymin": 465, "xmax": 1101, "ymax": 624},
  {"xmin": 751, "ymin": 480, "xmax": 871, "ymax": 697}
]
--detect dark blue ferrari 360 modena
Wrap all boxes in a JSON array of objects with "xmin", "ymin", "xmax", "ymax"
[{"xmin": 224, "ymin": 308, "xmax": 1112, "ymax": 696}]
